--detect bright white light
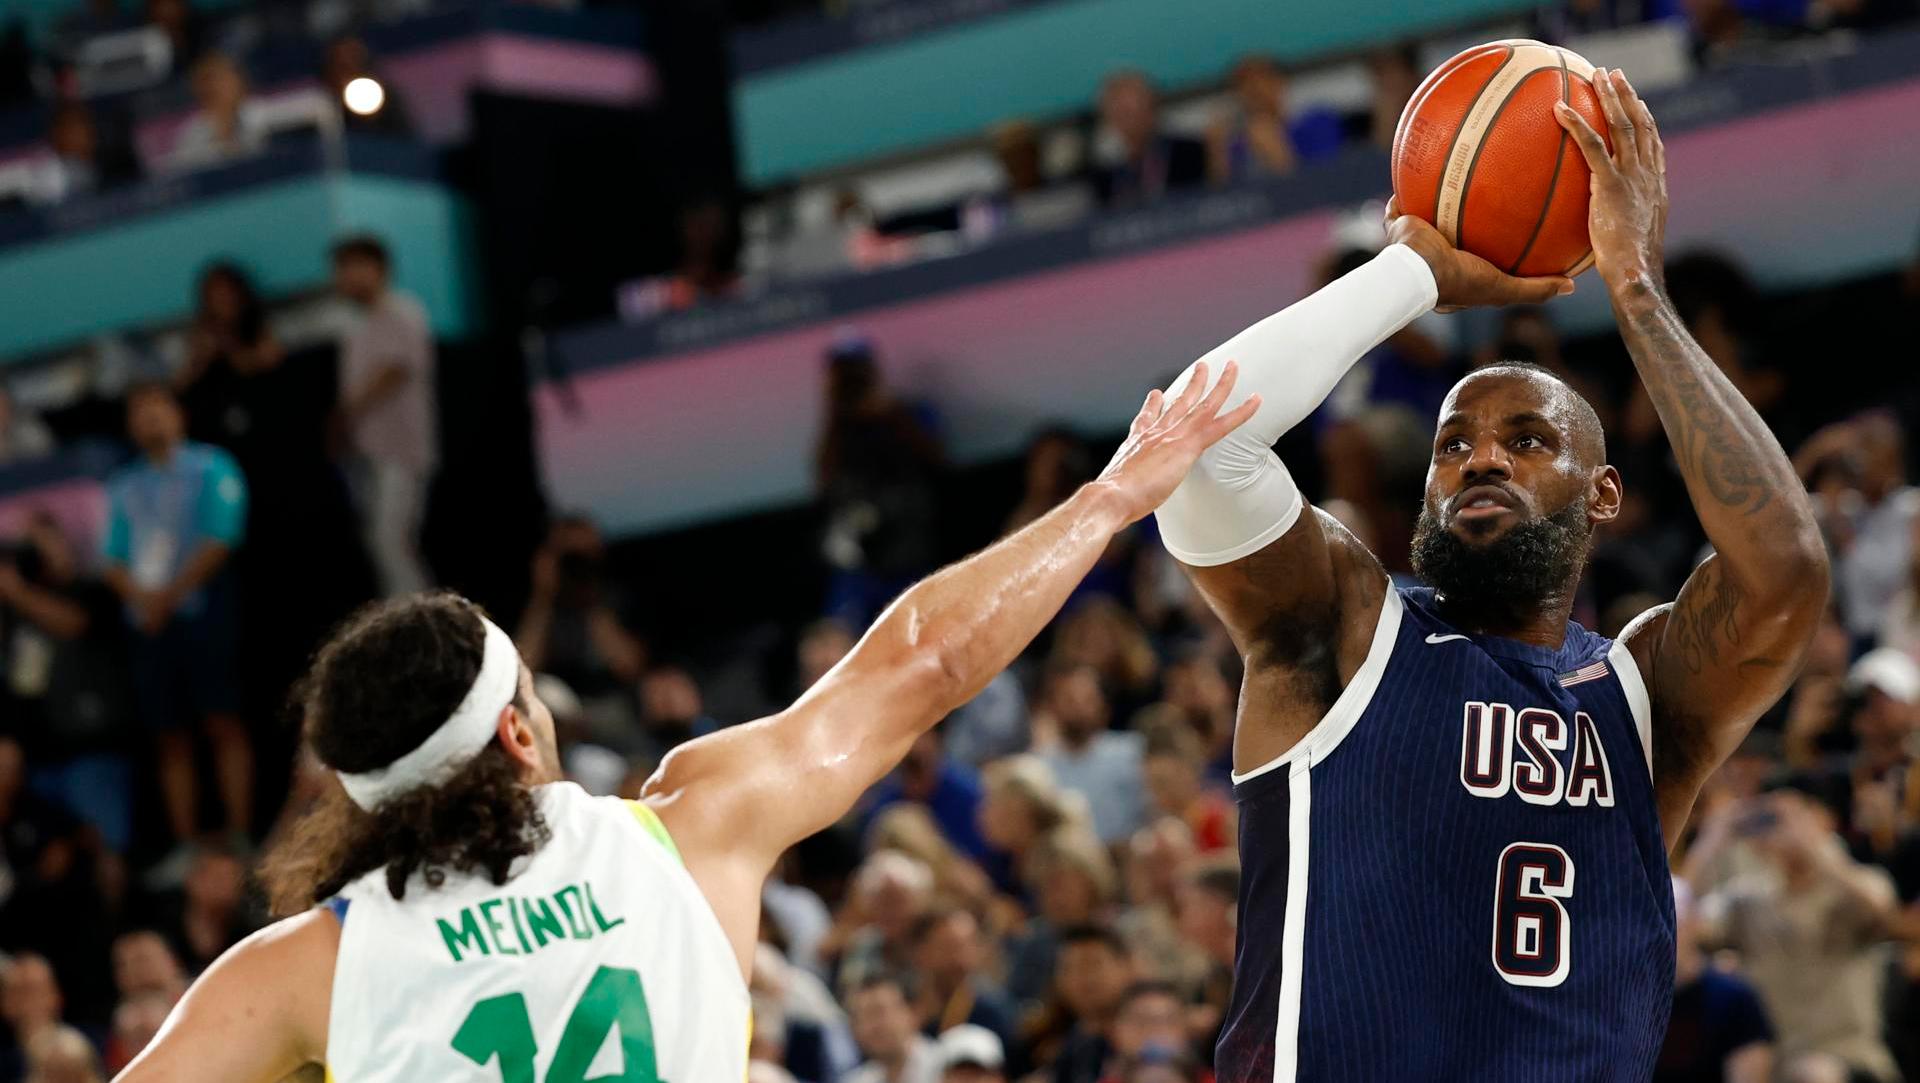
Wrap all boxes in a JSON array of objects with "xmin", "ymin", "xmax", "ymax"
[{"xmin": 343, "ymin": 77, "xmax": 385, "ymax": 116}]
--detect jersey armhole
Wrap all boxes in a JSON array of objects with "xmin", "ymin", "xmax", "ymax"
[
  {"xmin": 1608, "ymin": 604, "xmax": 1664, "ymax": 782},
  {"xmin": 624, "ymin": 800, "xmax": 684, "ymax": 866},
  {"xmin": 1231, "ymin": 579, "xmax": 1404, "ymax": 784}
]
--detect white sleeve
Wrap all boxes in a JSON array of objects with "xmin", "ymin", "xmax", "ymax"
[{"xmin": 1155, "ymin": 243, "xmax": 1439, "ymax": 567}]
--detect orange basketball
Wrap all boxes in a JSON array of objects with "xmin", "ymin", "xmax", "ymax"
[{"xmin": 1391, "ymin": 40, "xmax": 1611, "ymax": 278}]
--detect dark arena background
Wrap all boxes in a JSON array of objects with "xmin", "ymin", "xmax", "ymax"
[{"xmin": 0, "ymin": 0, "xmax": 1918, "ymax": 1080}]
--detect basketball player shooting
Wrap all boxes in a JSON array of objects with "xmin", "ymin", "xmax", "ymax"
[
  {"xmin": 112, "ymin": 356, "xmax": 1275, "ymax": 1081},
  {"xmin": 1156, "ymin": 71, "xmax": 1828, "ymax": 1081}
]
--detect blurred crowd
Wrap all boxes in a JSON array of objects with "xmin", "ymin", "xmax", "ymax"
[{"xmin": 3, "ymin": 220, "xmax": 1919, "ymax": 1083}]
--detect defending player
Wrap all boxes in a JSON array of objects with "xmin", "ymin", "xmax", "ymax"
[
  {"xmin": 113, "ymin": 357, "xmax": 1285, "ymax": 1082},
  {"xmin": 1161, "ymin": 71, "xmax": 1828, "ymax": 1081}
]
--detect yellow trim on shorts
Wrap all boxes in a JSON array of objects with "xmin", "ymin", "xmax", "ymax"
[{"xmin": 623, "ymin": 800, "xmax": 683, "ymax": 865}]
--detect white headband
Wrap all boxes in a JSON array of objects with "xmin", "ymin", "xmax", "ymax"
[{"xmin": 337, "ymin": 616, "xmax": 521, "ymax": 811}]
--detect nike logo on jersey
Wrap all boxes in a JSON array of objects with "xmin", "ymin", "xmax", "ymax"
[{"xmin": 1426, "ymin": 633, "xmax": 1471, "ymax": 645}]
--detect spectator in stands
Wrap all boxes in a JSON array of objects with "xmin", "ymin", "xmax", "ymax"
[
  {"xmin": 148, "ymin": 837, "xmax": 255, "ymax": 972},
  {"xmin": 1694, "ymin": 788, "xmax": 1901, "ymax": 1081},
  {"xmin": 333, "ymin": 234, "xmax": 437, "ymax": 597},
  {"xmin": 1114, "ymin": 817, "xmax": 1206, "ymax": 992},
  {"xmin": 1156, "ymin": 649, "xmax": 1236, "ymax": 786},
  {"xmin": 978, "ymin": 755, "xmax": 1080, "ymax": 894},
  {"xmin": 1798, "ymin": 412, "xmax": 1916, "ymax": 646},
  {"xmin": 101, "ymin": 381, "xmax": 251, "ymax": 863},
  {"xmin": 637, "ymin": 665, "xmax": 715, "ymax": 757},
  {"xmin": 168, "ymin": 52, "xmax": 267, "ymax": 173},
  {"xmin": 105, "ymin": 994, "xmax": 170, "ymax": 1075},
  {"xmin": 143, "ymin": 0, "xmax": 203, "ymax": 74},
  {"xmin": 176, "ymin": 263, "xmax": 282, "ymax": 400},
  {"xmin": 320, "ymin": 35, "xmax": 414, "ymax": 137},
  {"xmin": 107, "ymin": 933, "xmax": 181, "ymax": 1005},
  {"xmin": 816, "ymin": 329, "xmax": 944, "ymax": 627},
  {"xmin": 828, "ymin": 852, "xmax": 935, "ymax": 992},
  {"xmin": 26, "ymin": 102, "xmax": 133, "ymax": 207},
  {"xmin": 1040, "ymin": 924, "xmax": 1133, "ymax": 1083},
  {"xmin": 0, "ymin": 512, "xmax": 134, "ymax": 854},
  {"xmin": 1139, "ymin": 721, "xmax": 1232, "ymax": 854},
  {"xmin": 1006, "ymin": 830, "xmax": 1119, "ymax": 1016},
  {"xmin": 846, "ymin": 972, "xmax": 942, "ymax": 1083},
  {"xmin": 21, "ymin": 1023, "xmax": 102, "ymax": 1083},
  {"xmin": 518, "ymin": 515, "xmax": 647, "ymax": 735},
  {"xmin": 1107, "ymin": 981, "xmax": 1200, "ymax": 1078},
  {"xmin": 618, "ymin": 197, "xmax": 745, "ymax": 320},
  {"xmin": 942, "ymin": 670, "xmax": 1029, "ymax": 772},
  {"xmin": 867, "ymin": 805, "xmax": 994, "ymax": 918},
  {"xmin": 1174, "ymin": 858, "xmax": 1238, "ymax": 1054},
  {"xmin": 1656, "ymin": 877, "xmax": 1775, "ymax": 1083},
  {"xmin": 1360, "ymin": 45, "xmax": 1423, "ymax": 152},
  {"xmin": 1049, "ymin": 600, "xmax": 1159, "ymax": 718},
  {"xmin": 177, "ymin": 259, "xmax": 371, "ymax": 732},
  {"xmin": 1206, "ymin": 55, "xmax": 1346, "ymax": 185},
  {"xmin": 0, "ymin": 953, "xmax": 63, "ymax": 1082},
  {"xmin": 1033, "ymin": 662, "xmax": 1144, "ymax": 845},
  {"xmin": 866, "ymin": 731, "xmax": 992, "ymax": 863},
  {"xmin": 908, "ymin": 908, "xmax": 1019, "ymax": 1065},
  {"xmin": 936, "ymin": 1024, "xmax": 1006, "ymax": 1083},
  {"xmin": 962, "ymin": 120, "xmax": 1094, "ymax": 240},
  {"xmin": 1091, "ymin": 71, "xmax": 1207, "ymax": 209},
  {"xmin": 0, "ymin": 386, "xmax": 53, "ymax": 465}
]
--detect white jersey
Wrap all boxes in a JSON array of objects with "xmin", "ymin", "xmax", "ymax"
[{"xmin": 325, "ymin": 781, "xmax": 749, "ymax": 1083}]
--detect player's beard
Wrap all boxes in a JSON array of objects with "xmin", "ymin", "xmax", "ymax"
[{"xmin": 1409, "ymin": 498, "xmax": 1592, "ymax": 615}]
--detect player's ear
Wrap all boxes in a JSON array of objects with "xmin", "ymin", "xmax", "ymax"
[
  {"xmin": 497, "ymin": 702, "xmax": 541, "ymax": 774},
  {"xmin": 1589, "ymin": 464, "xmax": 1623, "ymax": 525}
]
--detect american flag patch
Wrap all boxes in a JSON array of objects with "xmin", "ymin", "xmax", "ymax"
[{"xmin": 1558, "ymin": 660, "xmax": 1611, "ymax": 687}]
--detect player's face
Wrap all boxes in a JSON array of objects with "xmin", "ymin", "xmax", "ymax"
[{"xmin": 1423, "ymin": 371, "xmax": 1593, "ymax": 545}]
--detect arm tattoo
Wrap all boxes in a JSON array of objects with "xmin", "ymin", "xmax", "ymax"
[
  {"xmin": 1621, "ymin": 297, "xmax": 1779, "ymax": 517},
  {"xmin": 1673, "ymin": 562, "xmax": 1745, "ymax": 675}
]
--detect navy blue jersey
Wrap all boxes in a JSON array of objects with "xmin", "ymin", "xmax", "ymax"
[{"xmin": 1218, "ymin": 586, "xmax": 1675, "ymax": 1083}]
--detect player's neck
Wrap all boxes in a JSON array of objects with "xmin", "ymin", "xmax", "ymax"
[{"xmin": 1431, "ymin": 588, "xmax": 1576, "ymax": 648}]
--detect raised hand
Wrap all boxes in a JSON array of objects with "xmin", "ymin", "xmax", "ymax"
[
  {"xmin": 1383, "ymin": 197, "xmax": 1575, "ymax": 312},
  {"xmin": 1096, "ymin": 361, "xmax": 1262, "ymax": 524},
  {"xmin": 1554, "ymin": 67, "xmax": 1669, "ymax": 292}
]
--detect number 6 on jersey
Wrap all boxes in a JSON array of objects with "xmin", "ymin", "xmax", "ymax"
[{"xmin": 1492, "ymin": 842, "xmax": 1574, "ymax": 988}]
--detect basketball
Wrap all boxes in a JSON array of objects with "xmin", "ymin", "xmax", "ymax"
[{"xmin": 1391, "ymin": 40, "xmax": 1612, "ymax": 278}]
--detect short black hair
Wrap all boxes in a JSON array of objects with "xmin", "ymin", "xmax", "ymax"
[
  {"xmin": 853, "ymin": 969, "xmax": 918, "ymax": 1002},
  {"xmin": 331, "ymin": 234, "xmax": 390, "ymax": 269},
  {"xmin": 1058, "ymin": 923, "xmax": 1128, "ymax": 958},
  {"xmin": 1464, "ymin": 360, "xmax": 1606, "ymax": 466}
]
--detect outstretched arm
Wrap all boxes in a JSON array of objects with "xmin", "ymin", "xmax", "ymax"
[
  {"xmin": 643, "ymin": 363, "xmax": 1261, "ymax": 974},
  {"xmin": 1557, "ymin": 70, "xmax": 1829, "ymax": 849}
]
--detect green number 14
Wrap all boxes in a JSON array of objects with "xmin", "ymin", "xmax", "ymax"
[{"xmin": 450, "ymin": 965, "xmax": 665, "ymax": 1083}]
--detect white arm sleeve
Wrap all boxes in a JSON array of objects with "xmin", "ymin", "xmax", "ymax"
[{"xmin": 1155, "ymin": 243, "xmax": 1439, "ymax": 566}]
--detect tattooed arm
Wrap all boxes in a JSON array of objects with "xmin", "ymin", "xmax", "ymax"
[{"xmin": 1558, "ymin": 71, "xmax": 1829, "ymax": 849}]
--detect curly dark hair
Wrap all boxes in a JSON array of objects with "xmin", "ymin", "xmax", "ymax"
[{"xmin": 258, "ymin": 592, "xmax": 550, "ymax": 916}]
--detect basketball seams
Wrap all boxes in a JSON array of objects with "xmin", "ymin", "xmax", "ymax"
[
  {"xmin": 1454, "ymin": 66, "xmax": 1553, "ymax": 262},
  {"xmin": 1431, "ymin": 44, "xmax": 1514, "ymax": 239},
  {"xmin": 1507, "ymin": 50, "xmax": 1575, "ymax": 275}
]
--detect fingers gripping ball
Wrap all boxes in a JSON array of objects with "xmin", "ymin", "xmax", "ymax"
[{"xmin": 1391, "ymin": 40, "xmax": 1612, "ymax": 278}]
